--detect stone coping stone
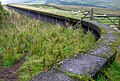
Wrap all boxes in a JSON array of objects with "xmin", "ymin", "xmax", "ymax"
[
  {"xmin": 82, "ymin": 20, "xmax": 117, "ymax": 58},
  {"xmin": 58, "ymin": 54, "xmax": 107, "ymax": 77},
  {"xmin": 30, "ymin": 69, "xmax": 78, "ymax": 81}
]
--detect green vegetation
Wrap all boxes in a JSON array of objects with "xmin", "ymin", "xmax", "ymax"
[
  {"xmin": 60, "ymin": 0, "xmax": 120, "ymax": 10},
  {"xmin": 94, "ymin": 17, "xmax": 119, "ymax": 25},
  {"xmin": 27, "ymin": 0, "xmax": 120, "ymax": 10},
  {"xmin": 96, "ymin": 49, "xmax": 120, "ymax": 81},
  {"xmin": 0, "ymin": 3, "xmax": 7, "ymax": 23},
  {"xmin": 63, "ymin": 71, "xmax": 95, "ymax": 81},
  {"xmin": 27, "ymin": 4, "xmax": 83, "ymax": 19},
  {"xmin": 29, "ymin": 4, "xmax": 120, "ymax": 16},
  {"xmin": 97, "ymin": 61, "xmax": 120, "ymax": 81},
  {"xmin": 0, "ymin": 10, "xmax": 95, "ymax": 80}
]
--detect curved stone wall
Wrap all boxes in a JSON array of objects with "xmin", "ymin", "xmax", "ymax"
[
  {"xmin": 7, "ymin": 4, "xmax": 101, "ymax": 40},
  {"xmin": 29, "ymin": 20, "xmax": 118, "ymax": 81},
  {"xmin": 7, "ymin": 4, "xmax": 119, "ymax": 81}
]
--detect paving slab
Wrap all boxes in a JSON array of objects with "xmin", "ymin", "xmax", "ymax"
[
  {"xmin": 30, "ymin": 69, "xmax": 77, "ymax": 81},
  {"xmin": 58, "ymin": 54, "xmax": 107, "ymax": 77}
]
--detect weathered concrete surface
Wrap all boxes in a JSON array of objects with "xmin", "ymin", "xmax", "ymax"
[
  {"xmin": 30, "ymin": 69, "xmax": 78, "ymax": 81},
  {"xmin": 101, "ymin": 34, "xmax": 117, "ymax": 44},
  {"xmin": 90, "ymin": 45, "xmax": 114, "ymax": 58},
  {"xmin": 58, "ymin": 54, "xmax": 107, "ymax": 77}
]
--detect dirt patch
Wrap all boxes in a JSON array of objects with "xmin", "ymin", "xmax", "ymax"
[{"xmin": 0, "ymin": 52, "xmax": 29, "ymax": 81}]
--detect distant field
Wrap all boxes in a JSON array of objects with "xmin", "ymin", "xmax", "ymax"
[
  {"xmin": 28, "ymin": 4, "xmax": 120, "ymax": 16},
  {"xmin": 28, "ymin": 4, "xmax": 120, "ymax": 26},
  {"xmin": 8, "ymin": 4, "xmax": 120, "ymax": 18},
  {"xmin": 7, "ymin": 4, "xmax": 120, "ymax": 27},
  {"xmin": 29, "ymin": 5, "xmax": 83, "ymax": 19},
  {"xmin": 59, "ymin": 0, "xmax": 120, "ymax": 10},
  {"xmin": 25, "ymin": 0, "xmax": 120, "ymax": 10},
  {"xmin": 48, "ymin": 4, "xmax": 120, "ymax": 16}
]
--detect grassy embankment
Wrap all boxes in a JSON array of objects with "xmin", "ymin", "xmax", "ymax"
[
  {"xmin": 0, "ymin": 3, "xmax": 7, "ymax": 23},
  {"xmin": 0, "ymin": 8, "xmax": 95, "ymax": 80}
]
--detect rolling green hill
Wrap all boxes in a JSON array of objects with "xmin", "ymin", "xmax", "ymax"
[
  {"xmin": 58, "ymin": 0, "xmax": 120, "ymax": 10},
  {"xmin": 65, "ymin": 0, "xmax": 120, "ymax": 9},
  {"xmin": 43, "ymin": 0, "xmax": 120, "ymax": 10},
  {"xmin": 21, "ymin": 0, "xmax": 120, "ymax": 10}
]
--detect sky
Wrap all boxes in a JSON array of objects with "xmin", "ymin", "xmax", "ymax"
[{"xmin": 0, "ymin": 0, "xmax": 31, "ymax": 4}]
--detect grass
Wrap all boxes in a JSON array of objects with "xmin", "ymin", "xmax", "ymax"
[
  {"xmin": 96, "ymin": 50, "xmax": 120, "ymax": 81},
  {"xmin": 0, "ymin": 3, "xmax": 7, "ymax": 23},
  {"xmin": 94, "ymin": 17, "xmax": 119, "ymax": 24},
  {"xmin": 96, "ymin": 31, "xmax": 120, "ymax": 81},
  {"xmin": 0, "ymin": 10, "xmax": 95, "ymax": 80},
  {"xmin": 97, "ymin": 62, "xmax": 120, "ymax": 81}
]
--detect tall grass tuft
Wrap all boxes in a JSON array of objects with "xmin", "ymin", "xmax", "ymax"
[{"xmin": 0, "ymin": 3, "xmax": 7, "ymax": 23}]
